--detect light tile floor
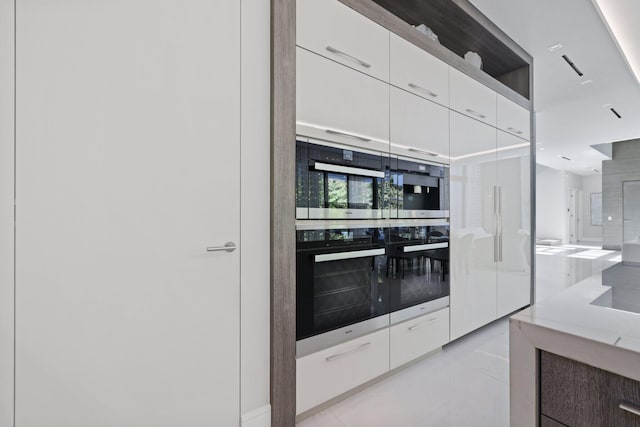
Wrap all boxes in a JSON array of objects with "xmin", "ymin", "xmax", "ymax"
[{"xmin": 298, "ymin": 243, "xmax": 621, "ymax": 427}]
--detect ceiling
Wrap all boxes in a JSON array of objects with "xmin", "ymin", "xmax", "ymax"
[{"xmin": 469, "ymin": 0, "xmax": 640, "ymax": 176}]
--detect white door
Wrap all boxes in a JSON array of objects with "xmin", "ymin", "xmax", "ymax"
[
  {"xmin": 449, "ymin": 112, "xmax": 498, "ymax": 340},
  {"xmin": 15, "ymin": 1, "xmax": 240, "ymax": 425}
]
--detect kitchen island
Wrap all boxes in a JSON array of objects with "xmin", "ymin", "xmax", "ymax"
[{"xmin": 510, "ymin": 263, "xmax": 640, "ymax": 426}]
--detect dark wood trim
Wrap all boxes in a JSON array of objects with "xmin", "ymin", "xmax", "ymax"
[
  {"xmin": 270, "ymin": 0, "xmax": 297, "ymax": 425},
  {"xmin": 449, "ymin": 0, "xmax": 532, "ymax": 63},
  {"xmin": 339, "ymin": 0, "xmax": 532, "ymax": 110}
]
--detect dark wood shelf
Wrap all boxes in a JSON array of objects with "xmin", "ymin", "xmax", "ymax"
[{"xmin": 368, "ymin": 0, "xmax": 532, "ymax": 100}]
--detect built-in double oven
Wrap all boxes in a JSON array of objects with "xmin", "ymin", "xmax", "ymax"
[{"xmin": 296, "ymin": 138, "xmax": 450, "ymax": 356}]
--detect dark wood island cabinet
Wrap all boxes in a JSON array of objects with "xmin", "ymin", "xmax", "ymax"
[{"xmin": 540, "ymin": 351, "xmax": 640, "ymax": 426}]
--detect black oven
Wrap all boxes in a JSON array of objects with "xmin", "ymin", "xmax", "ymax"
[
  {"xmin": 389, "ymin": 157, "xmax": 449, "ymax": 219},
  {"xmin": 296, "ymin": 225, "xmax": 390, "ymax": 355},
  {"xmin": 296, "ymin": 140, "xmax": 386, "ymax": 220},
  {"xmin": 386, "ymin": 222, "xmax": 450, "ymax": 322}
]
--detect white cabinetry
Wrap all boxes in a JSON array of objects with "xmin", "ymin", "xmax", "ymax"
[
  {"xmin": 390, "ymin": 33, "xmax": 449, "ymax": 107},
  {"xmin": 497, "ymin": 94, "xmax": 531, "ymax": 140},
  {"xmin": 297, "ymin": 0, "xmax": 389, "ymax": 81},
  {"xmin": 450, "ymin": 112, "xmax": 531, "ymax": 340},
  {"xmin": 296, "ymin": 328, "xmax": 390, "ymax": 414},
  {"xmin": 449, "ymin": 112, "xmax": 498, "ymax": 340},
  {"xmin": 496, "ymin": 130, "xmax": 531, "ymax": 317},
  {"xmin": 390, "ymin": 86, "xmax": 449, "ymax": 159},
  {"xmin": 390, "ymin": 308, "xmax": 450, "ymax": 370},
  {"xmin": 450, "ymin": 67, "xmax": 497, "ymax": 127},
  {"xmin": 297, "ymin": 47, "xmax": 390, "ymax": 151}
]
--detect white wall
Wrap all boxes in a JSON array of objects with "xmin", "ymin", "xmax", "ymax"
[
  {"xmin": 581, "ymin": 174, "xmax": 603, "ymax": 242},
  {"xmin": 536, "ymin": 164, "xmax": 582, "ymax": 243},
  {"xmin": 0, "ymin": 0, "xmax": 14, "ymax": 424},
  {"xmin": 240, "ymin": 0, "xmax": 271, "ymax": 425}
]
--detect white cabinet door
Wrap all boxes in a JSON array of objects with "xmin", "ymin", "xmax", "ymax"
[
  {"xmin": 497, "ymin": 94, "xmax": 531, "ymax": 141},
  {"xmin": 297, "ymin": 0, "xmax": 389, "ymax": 81},
  {"xmin": 449, "ymin": 112, "xmax": 498, "ymax": 340},
  {"xmin": 450, "ymin": 67, "xmax": 497, "ymax": 127},
  {"xmin": 390, "ymin": 33, "xmax": 449, "ymax": 107},
  {"xmin": 297, "ymin": 47, "xmax": 390, "ymax": 152},
  {"xmin": 496, "ymin": 130, "xmax": 531, "ymax": 318},
  {"xmin": 296, "ymin": 328, "xmax": 389, "ymax": 414},
  {"xmin": 15, "ymin": 1, "xmax": 240, "ymax": 425},
  {"xmin": 390, "ymin": 86, "xmax": 449, "ymax": 160},
  {"xmin": 390, "ymin": 308, "xmax": 450, "ymax": 370}
]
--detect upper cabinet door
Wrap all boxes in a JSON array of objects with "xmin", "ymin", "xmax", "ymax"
[
  {"xmin": 297, "ymin": 47, "xmax": 390, "ymax": 152},
  {"xmin": 497, "ymin": 94, "xmax": 531, "ymax": 141},
  {"xmin": 450, "ymin": 68, "xmax": 497, "ymax": 127},
  {"xmin": 390, "ymin": 87, "xmax": 449, "ymax": 160},
  {"xmin": 390, "ymin": 33, "xmax": 449, "ymax": 108},
  {"xmin": 297, "ymin": 0, "xmax": 390, "ymax": 82}
]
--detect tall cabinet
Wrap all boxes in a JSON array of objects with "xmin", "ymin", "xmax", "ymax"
[{"xmin": 450, "ymin": 88, "xmax": 531, "ymax": 340}]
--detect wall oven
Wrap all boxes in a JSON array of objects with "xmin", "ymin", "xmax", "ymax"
[
  {"xmin": 389, "ymin": 156, "xmax": 449, "ymax": 219},
  {"xmin": 296, "ymin": 224, "xmax": 390, "ymax": 356},
  {"xmin": 386, "ymin": 221, "xmax": 450, "ymax": 324},
  {"xmin": 296, "ymin": 139, "xmax": 386, "ymax": 220}
]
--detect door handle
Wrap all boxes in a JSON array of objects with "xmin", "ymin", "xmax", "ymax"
[
  {"xmin": 408, "ymin": 82, "xmax": 438, "ymax": 98},
  {"xmin": 207, "ymin": 242, "xmax": 236, "ymax": 253}
]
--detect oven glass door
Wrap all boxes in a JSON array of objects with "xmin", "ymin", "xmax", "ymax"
[
  {"xmin": 387, "ymin": 225, "xmax": 450, "ymax": 313},
  {"xmin": 297, "ymin": 140, "xmax": 386, "ymax": 219},
  {"xmin": 296, "ymin": 227, "xmax": 389, "ymax": 341}
]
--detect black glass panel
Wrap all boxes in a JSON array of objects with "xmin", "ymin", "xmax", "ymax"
[{"xmin": 296, "ymin": 227, "xmax": 390, "ymax": 341}]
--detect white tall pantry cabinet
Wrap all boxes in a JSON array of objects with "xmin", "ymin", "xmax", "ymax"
[{"xmin": 2, "ymin": 0, "xmax": 271, "ymax": 426}]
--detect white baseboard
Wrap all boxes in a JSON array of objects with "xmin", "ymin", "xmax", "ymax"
[{"xmin": 241, "ymin": 404, "xmax": 271, "ymax": 427}]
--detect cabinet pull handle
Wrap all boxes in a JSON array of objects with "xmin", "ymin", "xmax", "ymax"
[
  {"xmin": 619, "ymin": 402, "xmax": 640, "ymax": 417},
  {"xmin": 325, "ymin": 342, "xmax": 371, "ymax": 362},
  {"xmin": 206, "ymin": 242, "xmax": 236, "ymax": 253},
  {"xmin": 465, "ymin": 108, "xmax": 487, "ymax": 119},
  {"xmin": 325, "ymin": 129, "xmax": 371, "ymax": 143},
  {"xmin": 507, "ymin": 127, "xmax": 523, "ymax": 135},
  {"xmin": 408, "ymin": 82, "xmax": 438, "ymax": 98},
  {"xmin": 325, "ymin": 45, "xmax": 372, "ymax": 69},
  {"xmin": 408, "ymin": 317, "xmax": 438, "ymax": 331}
]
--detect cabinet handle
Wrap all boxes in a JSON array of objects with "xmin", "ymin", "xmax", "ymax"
[
  {"xmin": 408, "ymin": 83, "xmax": 438, "ymax": 98},
  {"xmin": 325, "ymin": 45, "xmax": 372, "ymax": 69},
  {"xmin": 325, "ymin": 342, "xmax": 371, "ymax": 362},
  {"xmin": 619, "ymin": 402, "xmax": 640, "ymax": 417},
  {"xmin": 465, "ymin": 108, "xmax": 487, "ymax": 119},
  {"xmin": 206, "ymin": 242, "xmax": 236, "ymax": 253},
  {"xmin": 507, "ymin": 126, "xmax": 523, "ymax": 135},
  {"xmin": 325, "ymin": 129, "xmax": 371, "ymax": 143},
  {"xmin": 408, "ymin": 317, "xmax": 438, "ymax": 331}
]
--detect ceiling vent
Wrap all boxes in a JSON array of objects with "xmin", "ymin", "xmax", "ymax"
[
  {"xmin": 561, "ymin": 156, "xmax": 572, "ymax": 161},
  {"xmin": 562, "ymin": 54, "xmax": 584, "ymax": 77},
  {"xmin": 610, "ymin": 108, "xmax": 622, "ymax": 119}
]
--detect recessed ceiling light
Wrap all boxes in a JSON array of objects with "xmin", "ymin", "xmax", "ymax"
[
  {"xmin": 580, "ymin": 80, "xmax": 593, "ymax": 85},
  {"xmin": 540, "ymin": 147, "xmax": 545, "ymax": 151},
  {"xmin": 602, "ymin": 103, "xmax": 613, "ymax": 108},
  {"xmin": 547, "ymin": 43, "xmax": 563, "ymax": 52}
]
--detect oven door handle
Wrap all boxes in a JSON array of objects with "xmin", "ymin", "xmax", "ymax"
[
  {"xmin": 403, "ymin": 242, "xmax": 448, "ymax": 253},
  {"xmin": 315, "ymin": 248, "xmax": 385, "ymax": 263},
  {"xmin": 313, "ymin": 162, "xmax": 385, "ymax": 179}
]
